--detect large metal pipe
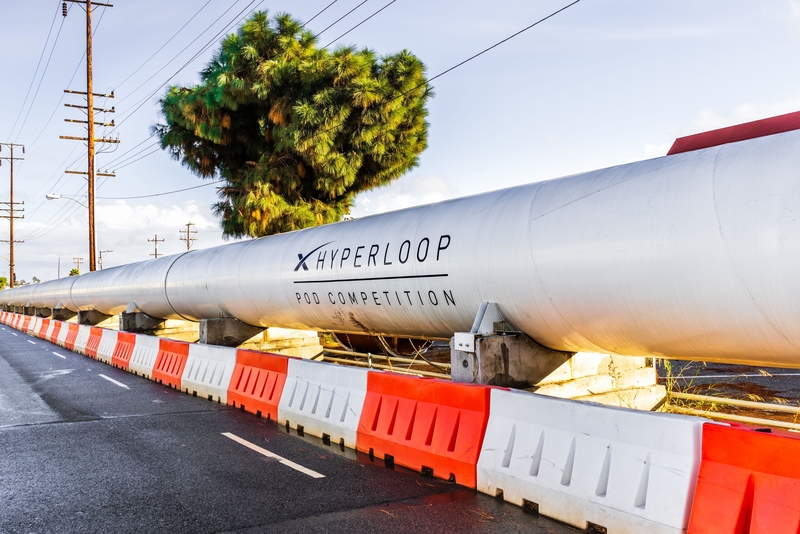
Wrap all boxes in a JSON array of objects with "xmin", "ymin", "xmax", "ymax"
[{"xmin": 7, "ymin": 129, "xmax": 800, "ymax": 368}]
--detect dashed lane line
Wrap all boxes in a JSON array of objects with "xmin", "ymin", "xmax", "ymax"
[
  {"xmin": 222, "ymin": 432, "xmax": 325, "ymax": 479},
  {"xmin": 52, "ymin": 351, "xmax": 67, "ymax": 360},
  {"xmin": 27, "ymin": 340, "xmax": 36, "ymax": 345},
  {"xmin": 98, "ymin": 374, "xmax": 130, "ymax": 389}
]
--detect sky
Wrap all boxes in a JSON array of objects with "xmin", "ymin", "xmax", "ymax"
[{"xmin": 0, "ymin": 0, "xmax": 799, "ymax": 282}]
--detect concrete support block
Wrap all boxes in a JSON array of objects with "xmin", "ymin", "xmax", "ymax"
[
  {"xmin": 199, "ymin": 317, "xmax": 264, "ymax": 347},
  {"xmin": 78, "ymin": 309, "xmax": 118, "ymax": 328},
  {"xmin": 451, "ymin": 334, "xmax": 573, "ymax": 388},
  {"xmin": 52, "ymin": 308, "xmax": 78, "ymax": 322},
  {"xmin": 35, "ymin": 308, "xmax": 52, "ymax": 318},
  {"xmin": 23, "ymin": 306, "xmax": 35, "ymax": 316},
  {"xmin": 13, "ymin": 306, "xmax": 24, "ymax": 314},
  {"xmin": 120, "ymin": 312, "xmax": 199, "ymax": 343},
  {"xmin": 451, "ymin": 334, "xmax": 664, "ymax": 410}
]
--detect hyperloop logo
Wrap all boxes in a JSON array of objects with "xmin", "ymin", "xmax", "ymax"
[{"xmin": 294, "ymin": 241, "xmax": 334, "ymax": 271}]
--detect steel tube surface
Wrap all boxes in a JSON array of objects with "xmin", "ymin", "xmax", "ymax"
[{"xmin": 6, "ymin": 130, "xmax": 800, "ymax": 367}]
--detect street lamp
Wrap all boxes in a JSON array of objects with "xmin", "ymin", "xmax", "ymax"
[
  {"xmin": 46, "ymin": 193, "xmax": 89, "ymax": 209},
  {"xmin": 99, "ymin": 249, "xmax": 112, "ymax": 270}
]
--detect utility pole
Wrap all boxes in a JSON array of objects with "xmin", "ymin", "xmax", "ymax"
[
  {"xmin": 73, "ymin": 257, "xmax": 83, "ymax": 274},
  {"xmin": 148, "ymin": 234, "xmax": 164, "ymax": 259},
  {"xmin": 0, "ymin": 143, "xmax": 25, "ymax": 288},
  {"xmin": 98, "ymin": 249, "xmax": 112, "ymax": 269},
  {"xmin": 179, "ymin": 221, "xmax": 197, "ymax": 250},
  {"xmin": 61, "ymin": 0, "xmax": 118, "ymax": 273}
]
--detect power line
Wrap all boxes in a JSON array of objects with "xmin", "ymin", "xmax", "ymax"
[
  {"xmin": 7, "ymin": 1, "xmax": 61, "ymax": 140},
  {"xmin": 112, "ymin": 146, "xmax": 162, "ymax": 170},
  {"xmin": 303, "ymin": 0, "xmax": 338, "ymax": 27},
  {"xmin": 323, "ymin": 0, "xmax": 398, "ymax": 48},
  {"xmin": 114, "ymin": 0, "xmax": 257, "ymax": 112},
  {"xmin": 114, "ymin": 0, "xmax": 215, "ymax": 90},
  {"xmin": 27, "ymin": 6, "xmax": 108, "ymax": 150},
  {"xmin": 426, "ymin": 0, "xmax": 582, "ymax": 86},
  {"xmin": 315, "ymin": 0, "xmax": 369, "ymax": 37},
  {"xmin": 98, "ymin": 180, "xmax": 222, "ymax": 200},
  {"xmin": 14, "ymin": 10, "xmax": 69, "ymax": 142}
]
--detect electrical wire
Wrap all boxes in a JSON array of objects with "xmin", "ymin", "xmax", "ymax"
[
  {"xmin": 114, "ymin": 0, "xmax": 255, "ymax": 110},
  {"xmin": 314, "ymin": 0, "xmax": 369, "ymax": 38},
  {"xmin": 323, "ymin": 0, "xmax": 398, "ymax": 48},
  {"xmin": 14, "ymin": 10, "xmax": 69, "ymax": 143},
  {"xmin": 27, "ymin": 6, "xmax": 107, "ymax": 150},
  {"xmin": 114, "ymin": 0, "xmax": 215, "ymax": 90},
  {"xmin": 7, "ymin": 0, "xmax": 61, "ymax": 140},
  {"xmin": 98, "ymin": 180, "xmax": 223, "ymax": 200},
  {"xmin": 302, "ymin": 0, "xmax": 338, "ymax": 27}
]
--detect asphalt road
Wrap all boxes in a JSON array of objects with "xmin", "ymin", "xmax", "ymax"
[{"xmin": 0, "ymin": 325, "xmax": 578, "ymax": 534}]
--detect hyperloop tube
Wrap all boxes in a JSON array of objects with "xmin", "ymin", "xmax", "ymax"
[{"xmin": 6, "ymin": 129, "xmax": 800, "ymax": 367}]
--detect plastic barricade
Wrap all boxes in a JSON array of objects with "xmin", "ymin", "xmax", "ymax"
[
  {"xmin": 152, "ymin": 339, "xmax": 190, "ymax": 389},
  {"xmin": 357, "ymin": 372, "xmax": 492, "ymax": 488},
  {"xmin": 128, "ymin": 334, "xmax": 160, "ymax": 378},
  {"xmin": 227, "ymin": 350, "xmax": 290, "ymax": 421},
  {"xmin": 37, "ymin": 319, "xmax": 50, "ymax": 339},
  {"xmin": 687, "ymin": 423, "xmax": 800, "ymax": 533},
  {"xmin": 278, "ymin": 359, "xmax": 368, "ymax": 450},
  {"xmin": 84, "ymin": 327, "xmax": 104, "ymax": 358},
  {"xmin": 181, "ymin": 344, "xmax": 237, "ymax": 403},
  {"xmin": 49, "ymin": 321, "xmax": 63, "ymax": 344},
  {"xmin": 477, "ymin": 389, "xmax": 706, "ymax": 534},
  {"xmin": 111, "ymin": 332, "xmax": 136, "ymax": 370},
  {"xmin": 72, "ymin": 325, "xmax": 92, "ymax": 355},
  {"xmin": 28, "ymin": 316, "xmax": 41, "ymax": 336},
  {"xmin": 94, "ymin": 329, "xmax": 119, "ymax": 364},
  {"xmin": 63, "ymin": 323, "xmax": 80, "ymax": 350},
  {"xmin": 21, "ymin": 315, "xmax": 31, "ymax": 333}
]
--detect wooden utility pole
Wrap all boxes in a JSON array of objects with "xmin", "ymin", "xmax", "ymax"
[
  {"xmin": 179, "ymin": 222, "xmax": 197, "ymax": 250},
  {"xmin": 0, "ymin": 143, "xmax": 25, "ymax": 288},
  {"xmin": 148, "ymin": 234, "xmax": 164, "ymax": 259},
  {"xmin": 61, "ymin": 0, "xmax": 118, "ymax": 272}
]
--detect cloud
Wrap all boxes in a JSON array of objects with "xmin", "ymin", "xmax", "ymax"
[
  {"xmin": 351, "ymin": 174, "xmax": 461, "ymax": 217},
  {"xmin": 689, "ymin": 97, "xmax": 800, "ymax": 133},
  {"xmin": 788, "ymin": 0, "xmax": 800, "ymax": 34}
]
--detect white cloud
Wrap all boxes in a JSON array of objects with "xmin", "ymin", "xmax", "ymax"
[
  {"xmin": 351, "ymin": 174, "xmax": 461, "ymax": 217},
  {"xmin": 643, "ymin": 142, "xmax": 672, "ymax": 159},
  {"xmin": 788, "ymin": 0, "xmax": 800, "ymax": 34},
  {"xmin": 690, "ymin": 98, "xmax": 800, "ymax": 133}
]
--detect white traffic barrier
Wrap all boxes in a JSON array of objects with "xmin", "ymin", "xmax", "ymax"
[
  {"xmin": 95, "ymin": 329, "xmax": 120, "ymax": 364},
  {"xmin": 56, "ymin": 322, "xmax": 71, "ymax": 347},
  {"xmin": 128, "ymin": 334, "xmax": 160, "ymax": 379},
  {"xmin": 477, "ymin": 389, "xmax": 705, "ymax": 534},
  {"xmin": 181, "ymin": 344, "xmax": 237, "ymax": 403},
  {"xmin": 278, "ymin": 359, "xmax": 368, "ymax": 450},
  {"xmin": 27, "ymin": 316, "xmax": 41, "ymax": 336},
  {"xmin": 45, "ymin": 320, "xmax": 56, "ymax": 342},
  {"xmin": 73, "ymin": 325, "xmax": 92, "ymax": 354}
]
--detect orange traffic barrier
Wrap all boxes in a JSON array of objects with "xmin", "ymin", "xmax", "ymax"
[
  {"xmin": 21, "ymin": 315, "xmax": 31, "ymax": 333},
  {"xmin": 63, "ymin": 323, "xmax": 80, "ymax": 350},
  {"xmin": 152, "ymin": 339, "xmax": 190, "ymax": 389},
  {"xmin": 49, "ymin": 321, "xmax": 62, "ymax": 343},
  {"xmin": 112, "ymin": 332, "xmax": 136, "ymax": 370},
  {"xmin": 37, "ymin": 319, "xmax": 50, "ymax": 339},
  {"xmin": 688, "ymin": 422, "xmax": 800, "ymax": 533},
  {"xmin": 84, "ymin": 327, "xmax": 103, "ymax": 358},
  {"xmin": 227, "ymin": 349, "xmax": 290, "ymax": 421},
  {"xmin": 357, "ymin": 372, "xmax": 493, "ymax": 488}
]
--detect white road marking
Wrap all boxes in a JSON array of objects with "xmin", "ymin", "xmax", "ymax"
[
  {"xmin": 11, "ymin": 333, "xmax": 17, "ymax": 336},
  {"xmin": 52, "ymin": 351, "xmax": 66, "ymax": 360},
  {"xmin": 98, "ymin": 374, "xmax": 129, "ymax": 389},
  {"xmin": 27, "ymin": 340, "xmax": 36, "ymax": 345},
  {"xmin": 222, "ymin": 432, "xmax": 325, "ymax": 479}
]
